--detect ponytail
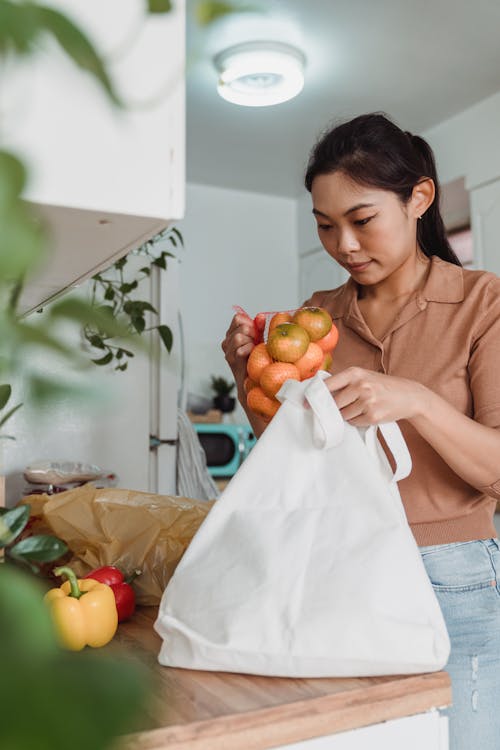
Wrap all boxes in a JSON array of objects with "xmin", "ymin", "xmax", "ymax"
[
  {"xmin": 407, "ymin": 134, "xmax": 461, "ymax": 266},
  {"xmin": 305, "ymin": 113, "xmax": 462, "ymax": 267}
]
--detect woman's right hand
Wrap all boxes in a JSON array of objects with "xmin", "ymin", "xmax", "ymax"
[{"xmin": 221, "ymin": 313, "xmax": 255, "ymax": 390}]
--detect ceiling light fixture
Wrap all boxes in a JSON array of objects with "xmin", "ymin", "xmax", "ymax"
[{"xmin": 214, "ymin": 41, "xmax": 306, "ymax": 107}]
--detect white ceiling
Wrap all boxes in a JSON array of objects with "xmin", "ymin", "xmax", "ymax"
[{"xmin": 186, "ymin": 0, "xmax": 500, "ymax": 198}]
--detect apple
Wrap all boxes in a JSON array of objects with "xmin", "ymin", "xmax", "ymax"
[
  {"xmin": 292, "ymin": 307, "xmax": 332, "ymax": 342},
  {"xmin": 266, "ymin": 323, "xmax": 310, "ymax": 363}
]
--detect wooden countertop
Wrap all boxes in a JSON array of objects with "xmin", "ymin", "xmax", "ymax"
[{"xmin": 111, "ymin": 607, "xmax": 451, "ymax": 750}]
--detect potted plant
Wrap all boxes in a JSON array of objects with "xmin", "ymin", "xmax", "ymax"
[{"xmin": 210, "ymin": 375, "xmax": 236, "ymax": 413}]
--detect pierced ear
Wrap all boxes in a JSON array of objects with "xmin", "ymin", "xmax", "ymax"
[{"xmin": 411, "ymin": 178, "xmax": 435, "ymax": 219}]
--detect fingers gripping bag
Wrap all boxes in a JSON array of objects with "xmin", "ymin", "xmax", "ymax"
[{"xmin": 154, "ymin": 372, "xmax": 450, "ymax": 677}]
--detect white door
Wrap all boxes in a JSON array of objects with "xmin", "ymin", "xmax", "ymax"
[
  {"xmin": 149, "ymin": 257, "xmax": 181, "ymax": 496},
  {"xmin": 470, "ymin": 177, "xmax": 500, "ymax": 274}
]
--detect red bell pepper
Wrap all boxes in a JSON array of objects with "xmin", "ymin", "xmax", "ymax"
[{"xmin": 83, "ymin": 565, "xmax": 139, "ymax": 622}]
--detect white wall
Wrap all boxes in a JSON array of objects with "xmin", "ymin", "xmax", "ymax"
[
  {"xmin": 297, "ymin": 192, "xmax": 320, "ymax": 255},
  {"xmin": 178, "ymin": 183, "xmax": 298, "ymax": 420},
  {"xmin": 423, "ymin": 89, "xmax": 500, "ymax": 191}
]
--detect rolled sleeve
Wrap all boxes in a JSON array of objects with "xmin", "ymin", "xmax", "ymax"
[{"xmin": 468, "ymin": 277, "xmax": 500, "ymax": 429}]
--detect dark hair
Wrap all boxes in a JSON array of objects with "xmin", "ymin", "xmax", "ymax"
[{"xmin": 304, "ymin": 112, "xmax": 461, "ymax": 266}]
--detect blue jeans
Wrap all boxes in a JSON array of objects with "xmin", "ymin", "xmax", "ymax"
[{"xmin": 420, "ymin": 539, "xmax": 500, "ymax": 750}]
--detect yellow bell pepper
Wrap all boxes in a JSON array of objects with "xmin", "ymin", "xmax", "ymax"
[{"xmin": 44, "ymin": 566, "xmax": 118, "ymax": 651}]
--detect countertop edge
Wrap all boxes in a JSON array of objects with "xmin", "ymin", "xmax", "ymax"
[{"xmin": 119, "ymin": 670, "xmax": 451, "ymax": 750}]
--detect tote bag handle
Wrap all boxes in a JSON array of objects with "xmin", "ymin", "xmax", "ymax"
[
  {"xmin": 366, "ymin": 422, "xmax": 412, "ymax": 482},
  {"xmin": 278, "ymin": 374, "xmax": 345, "ymax": 448},
  {"xmin": 278, "ymin": 373, "xmax": 412, "ymax": 482}
]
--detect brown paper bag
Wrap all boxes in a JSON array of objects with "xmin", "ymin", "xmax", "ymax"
[{"xmin": 26, "ymin": 485, "xmax": 214, "ymax": 604}]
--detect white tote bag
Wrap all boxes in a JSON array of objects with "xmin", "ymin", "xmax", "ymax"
[{"xmin": 155, "ymin": 372, "xmax": 450, "ymax": 677}]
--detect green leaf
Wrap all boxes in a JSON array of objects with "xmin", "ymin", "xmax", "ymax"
[
  {"xmin": 0, "ymin": 1, "xmax": 40, "ymax": 55},
  {"xmin": 0, "ymin": 566, "xmax": 58, "ymax": 658},
  {"xmin": 157, "ymin": 324, "xmax": 173, "ymax": 352},
  {"xmin": 0, "ymin": 400, "xmax": 23, "ymax": 428},
  {"xmin": 0, "ymin": 197, "xmax": 47, "ymax": 280},
  {"xmin": 119, "ymin": 281, "xmax": 138, "ymax": 294},
  {"xmin": 88, "ymin": 334, "xmax": 105, "ymax": 349},
  {"xmin": 37, "ymin": 5, "xmax": 121, "ymax": 106},
  {"xmin": 0, "ymin": 383, "xmax": 11, "ymax": 410},
  {"xmin": 9, "ymin": 534, "xmax": 68, "ymax": 562},
  {"xmin": 171, "ymin": 226, "xmax": 184, "ymax": 246},
  {"xmin": 104, "ymin": 286, "xmax": 115, "ymax": 301},
  {"xmin": 139, "ymin": 266, "xmax": 151, "ymax": 276},
  {"xmin": 147, "ymin": 0, "xmax": 172, "ymax": 11},
  {"xmin": 131, "ymin": 315, "xmax": 145, "ymax": 334},
  {"xmin": 115, "ymin": 348, "xmax": 134, "ymax": 361},
  {"xmin": 0, "ymin": 150, "xmax": 27, "ymax": 202},
  {"xmin": 194, "ymin": 1, "xmax": 258, "ymax": 26},
  {"xmin": 123, "ymin": 300, "xmax": 157, "ymax": 316},
  {"xmin": 153, "ymin": 254, "xmax": 167, "ymax": 270},
  {"xmin": 132, "ymin": 300, "xmax": 157, "ymax": 314},
  {"xmin": 0, "ymin": 505, "xmax": 30, "ymax": 547},
  {"xmin": 91, "ymin": 351, "xmax": 113, "ymax": 366},
  {"xmin": 114, "ymin": 256, "xmax": 128, "ymax": 270},
  {"xmin": 116, "ymin": 362, "xmax": 128, "ymax": 371}
]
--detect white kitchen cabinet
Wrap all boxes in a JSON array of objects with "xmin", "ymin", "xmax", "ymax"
[
  {"xmin": 3, "ymin": 0, "xmax": 185, "ymax": 314},
  {"xmin": 299, "ymin": 247, "xmax": 348, "ymax": 303},
  {"xmin": 276, "ymin": 710, "xmax": 448, "ymax": 750},
  {"xmin": 469, "ymin": 177, "xmax": 500, "ymax": 274}
]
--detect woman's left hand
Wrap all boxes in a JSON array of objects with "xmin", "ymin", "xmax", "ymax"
[{"xmin": 324, "ymin": 367, "xmax": 427, "ymax": 426}]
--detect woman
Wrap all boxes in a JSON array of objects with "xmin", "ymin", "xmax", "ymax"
[{"xmin": 222, "ymin": 112, "xmax": 500, "ymax": 749}]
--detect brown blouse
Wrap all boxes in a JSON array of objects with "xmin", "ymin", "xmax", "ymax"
[{"xmin": 307, "ymin": 255, "xmax": 500, "ymax": 546}]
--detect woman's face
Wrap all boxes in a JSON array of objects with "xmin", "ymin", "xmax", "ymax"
[{"xmin": 311, "ymin": 171, "xmax": 419, "ymax": 284}]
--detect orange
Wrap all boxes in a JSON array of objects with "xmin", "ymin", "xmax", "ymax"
[
  {"xmin": 294, "ymin": 342, "xmax": 324, "ymax": 380},
  {"xmin": 292, "ymin": 307, "xmax": 332, "ymax": 342},
  {"xmin": 260, "ymin": 361, "xmax": 300, "ymax": 398},
  {"xmin": 268, "ymin": 311, "xmax": 293, "ymax": 335},
  {"xmin": 321, "ymin": 352, "xmax": 333, "ymax": 371},
  {"xmin": 266, "ymin": 323, "xmax": 310, "ymax": 363},
  {"xmin": 316, "ymin": 323, "xmax": 339, "ymax": 353},
  {"xmin": 247, "ymin": 386, "xmax": 280, "ymax": 421},
  {"xmin": 247, "ymin": 343, "xmax": 273, "ymax": 382},
  {"xmin": 244, "ymin": 376, "xmax": 258, "ymax": 394}
]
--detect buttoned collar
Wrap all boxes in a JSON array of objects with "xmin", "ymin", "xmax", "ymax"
[{"xmin": 327, "ymin": 255, "xmax": 465, "ymax": 321}]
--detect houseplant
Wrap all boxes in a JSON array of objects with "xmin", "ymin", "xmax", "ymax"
[
  {"xmin": 210, "ymin": 375, "xmax": 236, "ymax": 413},
  {"xmin": 0, "ymin": 2, "xmax": 252, "ymax": 748}
]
